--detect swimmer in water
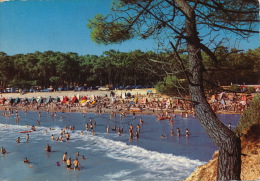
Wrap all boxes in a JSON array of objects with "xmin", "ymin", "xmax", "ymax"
[
  {"xmin": 81, "ymin": 155, "xmax": 85, "ymax": 160},
  {"xmin": 106, "ymin": 125, "xmax": 110, "ymax": 133},
  {"xmin": 62, "ymin": 152, "xmax": 67, "ymax": 162},
  {"xmin": 73, "ymin": 158, "xmax": 80, "ymax": 170},
  {"xmin": 228, "ymin": 123, "xmax": 231, "ymax": 129},
  {"xmin": 161, "ymin": 134, "xmax": 166, "ymax": 138},
  {"xmin": 45, "ymin": 144, "xmax": 51, "ymax": 152},
  {"xmin": 16, "ymin": 137, "xmax": 20, "ymax": 143},
  {"xmin": 65, "ymin": 132, "xmax": 70, "ymax": 141},
  {"xmin": 66, "ymin": 157, "xmax": 72, "ymax": 169},
  {"xmin": 26, "ymin": 134, "xmax": 30, "ymax": 142},
  {"xmin": 51, "ymin": 134, "xmax": 55, "ymax": 140},
  {"xmin": 76, "ymin": 152, "xmax": 79, "ymax": 157},
  {"xmin": 171, "ymin": 129, "xmax": 174, "ymax": 136},
  {"xmin": 135, "ymin": 131, "xmax": 139, "ymax": 139},
  {"xmin": 177, "ymin": 128, "xmax": 180, "ymax": 136},
  {"xmin": 186, "ymin": 128, "xmax": 190, "ymax": 137},
  {"xmin": 1, "ymin": 147, "xmax": 6, "ymax": 154},
  {"xmin": 23, "ymin": 157, "xmax": 30, "ymax": 163}
]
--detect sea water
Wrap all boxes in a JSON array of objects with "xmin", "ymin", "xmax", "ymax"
[{"xmin": 0, "ymin": 111, "xmax": 240, "ymax": 181}]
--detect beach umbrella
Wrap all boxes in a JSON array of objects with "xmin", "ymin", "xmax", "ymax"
[
  {"xmin": 147, "ymin": 90, "xmax": 152, "ymax": 93},
  {"xmin": 220, "ymin": 99, "xmax": 226, "ymax": 108}
]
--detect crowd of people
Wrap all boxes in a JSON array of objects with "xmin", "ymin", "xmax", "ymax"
[{"xmin": 0, "ymin": 91, "xmax": 255, "ymax": 117}]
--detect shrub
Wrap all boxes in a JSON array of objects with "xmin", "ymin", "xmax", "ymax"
[
  {"xmin": 246, "ymin": 86, "xmax": 256, "ymax": 93},
  {"xmin": 235, "ymin": 93, "xmax": 260, "ymax": 134},
  {"xmin": 230, "ymin": 84, "xmax": 241, "ymax": 92}
]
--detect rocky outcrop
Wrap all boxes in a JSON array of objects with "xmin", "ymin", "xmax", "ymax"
[{"xmin": 184, "ymin": 124, "xmax": 260, "ymax": 181}]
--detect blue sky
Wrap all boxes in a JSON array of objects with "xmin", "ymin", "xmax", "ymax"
[{"xmin": 0, "ymin": 0, "xmax": 259, "ymax": 56}]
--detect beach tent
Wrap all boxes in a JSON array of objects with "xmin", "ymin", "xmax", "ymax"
[
  {"xmin": 45, "ymin": 96, "xmax": 51, "ymax": 104},
  {"xmin": 14, "ymin": 97, "xmax": 20, "ymax": 104},
  {"xmin": 0, "ymin": 97, "xmax": 6, "ymax": 104},
  {"xmin": 8, "ymin": 97, "xmax": 14, "ymax": 104},
  {"xmin": 21, "ymin": 97, "xmax": 28, "ymax": 105},
  {"xmin": 53, "ymin": 97, "xmax": 60, "ymax": 104},
  {"xmin": 71, "ymin": 96, "xmax": 78, "ymax": 103},
  {"xmin": 76, "ymin": 93, "xmax": 80, "ymax": 100},
  {"xmin": 91, "ymin": 100, "xmax": 96, "ymax": 105},
  {"xmin": 122, "ymin": 93, "xmax": 126, "ymax": 99},
  {"xmin": 37, "ymin": 97, "xmax": 43, "ymax": 104},
  {"xmin": 30, "ymin": 97, "xmax": 35, "ymax": 103},
  {"xmin": 62, "ymin": 96, "xmax": 69, "ymax": 103},
  {"xmin": 220, "ymin": 99, "xmax": 226, "ymax": 108}
]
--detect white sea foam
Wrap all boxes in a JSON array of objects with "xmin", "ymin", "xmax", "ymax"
[{"xmin": 74, "ymin": 132, "xmax": 205, "ymax": 181}]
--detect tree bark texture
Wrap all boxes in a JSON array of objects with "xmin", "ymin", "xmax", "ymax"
[{"xmin": 175, "ymin": 0, "xmax": 242, "ymax": 180}]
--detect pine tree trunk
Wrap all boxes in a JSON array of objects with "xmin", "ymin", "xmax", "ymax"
[
  {"xmin": 190, "ymin": 85, "xmax": 241, "ymax": 180},
  {"xmin": 175, "ymin": 0, "xmax": 242, "ymax": 179}
]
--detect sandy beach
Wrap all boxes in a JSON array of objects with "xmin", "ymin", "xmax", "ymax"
[
  {"xmin": 0, "ymin": 88, "xmax": 244, "ymax": 115},
  {"xmin": 0, "ymin": 88, "xmax": 156, "ymax": 100}
]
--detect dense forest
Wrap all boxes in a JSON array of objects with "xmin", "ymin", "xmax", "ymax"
[{"xmin": 0, "ymin": 46, "xmax": 259, "ymax": 93}]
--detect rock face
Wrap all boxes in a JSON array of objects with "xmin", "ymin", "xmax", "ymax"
[{"xmin": 184, "ymin": 124, "xmax": 260, "ymax": 181}]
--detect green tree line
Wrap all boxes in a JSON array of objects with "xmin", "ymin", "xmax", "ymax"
[{"xmin": 0, "ymin": 46, "xmax": 259, "ymax": 91}]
